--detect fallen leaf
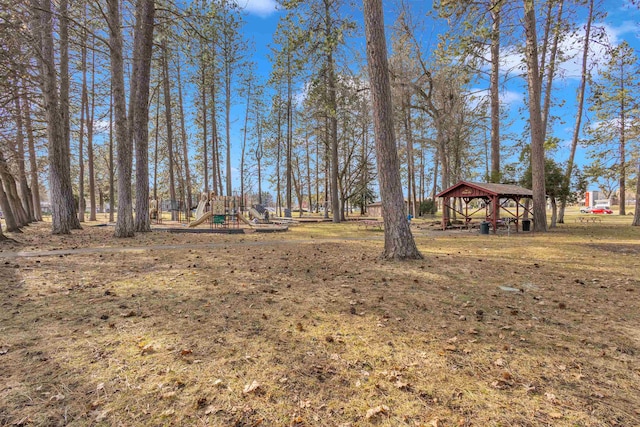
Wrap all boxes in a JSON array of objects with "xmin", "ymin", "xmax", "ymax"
[
  {"xmin": 0, "ymin": 347, "xmax": 8, "ymax": 355},
  {"xmin": 549, "ymin": 412, "xmax": 563, "ymax": 419},
  {"xmin": 365, "ymin": 405, "xmax": 389, "ymax": 419},
  {"xmin": 494, "ymin": 358, "xmax": 505, "ymax": 367},
  {"xmin": 444, "ymin": 345, "xmax": 457, "ymax": 352},
  {"xmin": 243, "ymin": 380, "xmax": 261, "ymax": 394},
  {"xmin": 96, "ymin": 382, "xmax": 105, "ymax": 391},
  {"xmin": 50, "ymin": 393, "xmax": 65, "ymax": 401},
  {"xmin": 545, "ymin": 392, "xmax": 556, "ymax": 402}
]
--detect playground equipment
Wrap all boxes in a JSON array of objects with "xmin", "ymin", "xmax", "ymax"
[
  {"xmin": 188, "ymin": 193, "xmax": 245, "ymax": 228},
  {"xmin": 183, "ymin": 194, "xmax": 291, "ymax": 233}
]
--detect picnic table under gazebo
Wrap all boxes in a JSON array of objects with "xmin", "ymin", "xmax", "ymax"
[{"xmin": 436, "ymin": 181, "xmax": 534, "ymax": 233}]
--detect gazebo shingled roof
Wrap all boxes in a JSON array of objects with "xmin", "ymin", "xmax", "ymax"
[{"xmin": 436, "ymin": 181, "xmax": 534, "ymax": 233}]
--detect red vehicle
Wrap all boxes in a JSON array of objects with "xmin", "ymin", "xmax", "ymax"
[{"xmin": 591, "ymin": 207, "xmax": 613, "ymax": 214}]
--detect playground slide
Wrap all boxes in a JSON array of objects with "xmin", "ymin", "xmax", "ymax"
[
  {"xmin": 195, "ymin": 199, "xmax": 207, "ymax": 220},
  {"xmin": 248, "ymin": 207, "xmax": 265, "ymax": 220},
  {"xmin": 236, "ymin": 213, "xmax": 255, "ymax": 226},
  {"xmin": 188, "ymin": 211, "xmax": 213, "ymax": 227}
]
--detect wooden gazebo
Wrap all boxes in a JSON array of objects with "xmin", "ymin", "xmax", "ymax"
[{"xmin": 436, "ymin": 181, "xmax": 534, "ymax": 232}]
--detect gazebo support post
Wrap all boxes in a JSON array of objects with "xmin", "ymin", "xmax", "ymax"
[{"xmin": 491, "ymin": 195, "xmax": 499, "ymax": 233}]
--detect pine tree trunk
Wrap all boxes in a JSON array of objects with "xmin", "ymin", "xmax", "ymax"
[
  {"xmin": 328, "ymin": 53, "xmax": 340, "ymax": 223},
  {"xmin": 523, "ymin": 0, "xmax": 547, "ymax": 232},
  {"xmin": 177, "ymin": 59, "xmax": 192, "ymax": 219},
  {"xmin": 559, "ymin": 0, "xmax": 592, "ymax": 224},
  {"xmin": 108, "ymin": 0, "xmax": 134, "ymax": 237},
  {"xmin": 200, "ymin": 51, "xmax": 208, "ymax": 196},
  {"xmin": 240, "ymin": 81, "xmax": 251, "ymax": 206},
  {"xmin": 22, "ymin": 90, "xmax": 42, "ymax": 221},
  {"xmin": 286, "ymin": 50, "xmax": 293, "ymax": 212},
  {"xmin": 58, "ymin": 0, "xmax": 81, "ymax": 230},
  {"xmin": 162, "ymin": 40, "xmax": 177, "ymax": 220},
  {"xmin": 87, "ymin": 38, "xmax": 97, "ymax": 221},
  {"xmin": 0, "ymin": 178, "xmax": 20, "ymax": 232},
  {"xmin": 633, "ymin": 160, "xmax": 640, "ymax": 226},
  {"xmin": 324, "ymin": 0, "xmax": 340, "ymax": 223},
  {"xmin": 489, "ymin": 1, "xmax": 501, "ymax": 183},
  {"xmin": 541, "ymin": 0, "xmax": 563, "ymax": 137},
  {"xmin": 78, "ymin": 31, "xmax": 87, "ymax": 223},
  {"xmin": 363, "ymin": 0, "xmax": 422, "ymax": 260},
  {"xmin": 210, "ymin": 82, "xmax": 220, "ymax": 195},
  {"xmin": 618, "ymin": 82, "xmax": 626, "ymax": 216},
  {"xmin": 224, "ymin": 42, "xmax": 232, "ymax": 197},
  {"xmin": 32, "ymin": 0, "xmax": 74, "ymax": 234},
  {"xmin": 133, "ymin": 0, "xmax": 155, "ymax": 232},
  {"xmin": 0, "ymin": 150, "xmax": 28, "ymax": 227},
  {"xmin": 109, "ymin": 90, "xmax": 115, "ymax": 223},
  {"xmin": 13, "ymin": 90, "xmax": 35, "ymax": 222}
]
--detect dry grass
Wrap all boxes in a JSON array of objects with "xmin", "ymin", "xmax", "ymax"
[{"xmin": 0, "ymin": 214, "xmax": 639, "ymax": 426}]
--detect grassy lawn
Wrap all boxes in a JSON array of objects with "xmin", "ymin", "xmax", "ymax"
[{"xmin": 0, "ymin": 211, "xmax": 638, "ymax": 426}]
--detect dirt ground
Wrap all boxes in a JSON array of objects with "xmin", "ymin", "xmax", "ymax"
[{"xmin": 0, "ymin": 219, "xmax": 639, "ymax": 426}]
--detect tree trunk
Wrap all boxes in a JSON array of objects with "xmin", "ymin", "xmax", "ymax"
[
  {"xmin": 523, "ymin": 0, "xmax": 547, "ymax": 232},
  {"xmin": 22, "ymin": 90, "xmax": 42, "ymax": 221},
  {"xmin": 13, "ymin": 89, "xmax": 35, "ymax": 222},
  {"xmin": 618, "ymin": 72, "xmax": 626, "ymax": 216},
  {"xmin": 286, "ymin": 50, "xmax": 293, "ymax": 212},
  {"xmin": 633, "ymin": 159, "xmax": 640, "ymax": 226},
  {"xmin": 177, "ymin": 59, "xmax": 193, "ymax": 219},
  {"xmin": 162, "ymin": 39, "xmax": 177, "ymax": 220},
  {"xmin": 87, "ymin": 37, "xmax": 97, "ymax": 221},
  {"xmin": 210, "ymin": 82, "xmax": 220, "ymax": 195},
  {"xmin": 0, "ymin": 150, "xmax": 28, "ymax": 227},
  {"xmin": 33, "ymin": 0, "xmax": 75, "ymax": 234},
  {"xmin": 153, "ymin": 91, "xmax": 160, "ymax": 202},
  {"xmin": 240, "ymin": 80, "xmax": 251, "ymax": 207},
  {"xmin": 489, "ymin": 0, "xmax": 501, "ymax": 183},
  {"xmin": 306, "ymin": 132, "xmax": 312, "ymax": 216},
  {"xmin": 225, "ymin": 47, "xmax": 232, "ymax": 197},
  {"xmin": 133, "ymin": 0, "xmax": 156, "ymax": 232},
  {"xmin": 0, "ymin": 177, "xmax": 20, "ymax": 232},
  {"xmin": 201, "ymin": 51, "xmax": 208, "ymax": 196},
  {"xmin": 58, "ymin": 0, "xmax": 80, "ymax": 230},
  {"xmin": 109, "ymin": 89, "xmax": 115, "ymax": 223},
  {"xmin": 256, "ymin": 115, "xmax": 263, "ymax": 206},
  {"xmin": 559, "ymin": 0, "xmax": 592, "ymax": 224},
  {"xmin": 325, "ymin": 0, "xmax": 340, "ymax": 223},
  {"xmin": 403, "ymin": 90, "xmax": 417, "ymax": 217},
  {"xmin": 108, "ymin": 0, "xmax": 135, "ymax": 237},
  {"xmin": 541, "ymin": 0, "xmax": 564, "ymax": 138},
  {"xmin": 363, "ymin": 0, "xmax": 422, "ymax": 260},
  {"xmin": 78, "ymin": 28, "xmax": 87, "ymax": 223}
]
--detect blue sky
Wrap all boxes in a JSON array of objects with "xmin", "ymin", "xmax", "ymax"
[{"xmin": 203, "ymin": 0, "xmax": 640, "ymax": 194}]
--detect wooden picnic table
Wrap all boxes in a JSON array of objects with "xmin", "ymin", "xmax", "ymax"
[{"xmin": 576, "ymin": 216, "xmax": 602, "ymax": 223}]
